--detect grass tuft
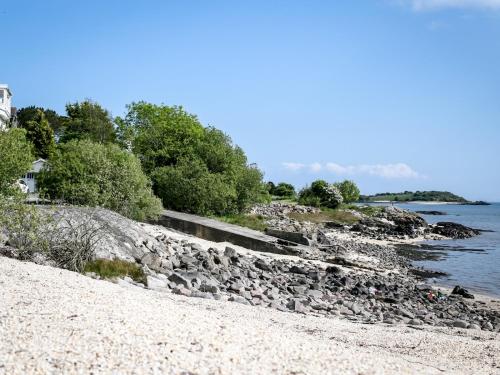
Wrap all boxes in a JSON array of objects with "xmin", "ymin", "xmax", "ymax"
[
  {"xmin": 84, "ymin": 259, "xmax": 147, "ymax": 285},
  {"xmin": 288, "ymin": 208, "xmax": 360, "ymax": 225},
  {"xmin": 216, "ymin": 214, "xmax": 268, "ymax": 232}
]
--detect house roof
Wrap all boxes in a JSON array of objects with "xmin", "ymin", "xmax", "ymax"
[{"xmin": 0, "ymin": 84, "xmax": 12, "ymax": 96}]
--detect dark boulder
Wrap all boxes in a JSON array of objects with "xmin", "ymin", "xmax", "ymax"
[
  {"xmin": 431, "ymin": 222, "xmax": 481, "ymax": 239},
  {"xmin": 452, "ymin": 285, "xmax": 474, "ymax": 299}
]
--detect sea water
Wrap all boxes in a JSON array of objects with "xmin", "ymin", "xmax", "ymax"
[{"xmin": 392, "ymin": 202, "xmax": 500, "ymax": 297}]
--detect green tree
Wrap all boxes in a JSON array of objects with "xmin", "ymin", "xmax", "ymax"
[
  {"xmin": 298, "ymin": 180, "xmax": 343, "ymax": 208},
  {"xmin": 17, "ymin": 106, "xmax": 65, "ymax": 138},
  {"xmin": 24, "ymin": 110, "xmax": 56, "ymax": 159},
  {"xmin": 0, "ymin": 129, "xmax": 33, "ymax": 196},
  {"xmin": 61, "ymin": 100, "xmax": 116, "ymax": 144},
  {"xmin": 117, "ymin": 102, "xmax": 266, "ymax": 215},
  {"xmin": 37, "ymin": 140, "xmax": 162, "ymax": 221},
  {"xmin": 334, "ymin": 180, "xmax": 360, "ymax": 203},
  {"xmin": 273, "ymin": 182, "xmax": 296, "ymax": 198}
]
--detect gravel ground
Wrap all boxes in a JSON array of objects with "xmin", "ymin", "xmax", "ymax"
[{"xmin": 1, "ymin": 257, "xmax": 499, "ymax": 375}]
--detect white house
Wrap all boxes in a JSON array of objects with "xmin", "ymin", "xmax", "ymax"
[
  {"xmin": 20, "ymin": 159, "xmax": 47, "ymax": 193},
  {"xmin": 0, "ymin": 84, "xmax": 14, "ymax": 130}
]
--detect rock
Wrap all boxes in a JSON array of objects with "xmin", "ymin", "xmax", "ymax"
[
  {"xmin": 254, "ymin": 258, "xmax": 272, "ymax": 271},
  {"xmin": 229, "ymin": 282, "xmax": 244, "ymax": 293},
  {"xmin": 147, "ymin": 276, "xmax": 169, "ymax": 290},
  {"xmin": 408, "ymin": 319, "xmax": 423, "ymax": 326},
  {"xmin": 288, "ymin": 265, "xmax": 308, "ymax": 275},
  {"xmin": 172, "ymin": 286, "xmax": 192, "ymax": 297},
  {"xmin": 451, "ymin": 285, "xmax": 474, "ymax": 299},
  {"xmin": 287, "ymin": 299, "xmax": 307, "ymax": 313},
  {"xmin": 453, "ymin": 320, "xmax": 469, "ymax": 329},
  {"xmin": 483, "ymin": 322, "xmax": 494, "ymax": 331},
  {"xmin": 199, "ymin": 283, "xmax": 219, "ymax": 294},
  {"xmin": 416, "ymin": 211, "xmax": 447, "ymax": 216},
  {"xmin": 432, "ymin": 222, "xmax": 480, "ymax": 239},
  {"xmin": 228, "ymin": 295, "xmax": 250, "ymax": 305},
  {"xmin": 224, "ymin": 247, "xmax": 238, "ymax": 259},
  {"xmin": 168, "ymin": 273, "xmax": 192, "ymax": 289},
  {"xmin": 468, "ymin": 323, "xmax": 481, "ymax": 330}
]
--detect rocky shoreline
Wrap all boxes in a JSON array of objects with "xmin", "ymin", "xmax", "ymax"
[{"xmin": 1, "ymin": 204, "xmax": 499, "ymax": 333}]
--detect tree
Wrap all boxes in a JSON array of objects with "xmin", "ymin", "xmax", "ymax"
[
  {"xmin": 334, "ymin": 180, "xmax": 360, "ymax": 203},
  {"xmin": 17, "ymin": 106, "xmax": 65, "ymax": 138},
  {"xmin": 37, "ymin": 140, "xmax": 162, "ymax": 221},
  {"xmin": 23, "ymin": 110, "xmax": 56, "ymax": 159},
  {"xmin": 117, "ymin": 102, "xmax": 266, "ymax": 215},
  {"xmin": 273, "ymin": 182, "xmax": 296, "ymax": 198},
  {"xmin": 61, "ymin": 100, "xmax": 116, "ymax": 144},
  {"xmin": 0, "ymin": 129, "xmax": 33, "ymax": 196},
  {"xmin": 298, "ymin": 180, "xmax": 343, "ymax": 208}
]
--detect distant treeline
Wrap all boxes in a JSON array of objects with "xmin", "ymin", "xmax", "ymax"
[{"xmin": 359, "ymin": 191, "xmax": 468, "ymax": 203}]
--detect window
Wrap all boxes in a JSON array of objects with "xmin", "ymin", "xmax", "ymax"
[{"xmin": 0, "ymin": 90, "xmax": 4, "ymax": 104}]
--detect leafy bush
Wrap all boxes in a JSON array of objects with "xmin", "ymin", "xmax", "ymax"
[
  {"xmin": 334, "ymin": 180, "xmax": 360, "ymax": 203},
  {"xmin": 321, "ymin": 184, "xmax": 344, "ymax": 208},
  {"xmin": 269, "ymin": 182, "xmax": 296, "ymax": 198},
  {"xmin": 84, "ymin": 259, "xmax": 147, "ymax": 285},
  {"xmin": 37, "ymin": 140, "xmax": 162, "ymax": 221},
  {"xmin": 0, "ymin": 129, "xmax": 33, "ymax": 196},
  {"xmin": 298, "ymin": 180, "xmax": 343, "ymax": 208},
  {"xmin": 118, "ymin": 102, "xmax": 267, "ymax": 215}
]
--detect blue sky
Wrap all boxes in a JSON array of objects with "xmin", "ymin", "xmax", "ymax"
[{"xmin": 2, "ymin": 0, "xmax": 500, "ymax": 200}]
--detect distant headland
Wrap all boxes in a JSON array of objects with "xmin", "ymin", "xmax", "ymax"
[{"xmin": 359, "ymin": 191, "xmax": 490, "ymax": 205}]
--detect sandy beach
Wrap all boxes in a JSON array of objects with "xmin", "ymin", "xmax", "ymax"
[{"xmin": 1, "ymin": 256, "xmax": 499, "ymax": 375}]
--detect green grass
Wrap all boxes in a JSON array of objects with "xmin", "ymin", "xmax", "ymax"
[
  {"xmin": 288, "ymin": 208, "xmax": 360, "ymax": 225},
  {"xmin": 342, "ymin": 204, "xmax": 384, "ymax": 217},
  {"xmin": 216, "ymin": 214, "xmax": 268, "ymax": 232},
  {"xmin": 84, "ymin": 259, "xmax": 147, "ymax": 285}
]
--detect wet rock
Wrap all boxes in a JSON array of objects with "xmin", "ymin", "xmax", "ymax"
[
  {"xmin": 452, "ymin": 285, "xmax": 475, "ymax": 299},
  {"xmin": 432, "ymin": 222, "xmax": 480, "ymax": 239}
]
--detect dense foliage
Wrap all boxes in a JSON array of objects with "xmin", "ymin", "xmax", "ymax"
[
  {"xmin": 117, "ymin": 102, "xmax": 267, "ymax": 215},
  {"xmin": 359, "ymin": 191, "xmax": 467, "ymax": 203},
  {"xmin": 0, "ymin": 129, "xmax": 33, "ymax": 196},
  {"xmin": 37, "ymin": 140, "xmax": 162, "ymax": 221},
  {"xmin": 17, "ymin": 106, "xmax": 65, "ymax": 138},
  {"xmin": 298, "ymin": 179, "xmax": 344, "ymax": 208},
  {"xmin": 23, "ymin": 110, "xmax": 56, "ymax": 159},
  {"xmin": 268, "ymin": 182, "xmax": 296, "ymax": 198},
  {"xmin": 334, "ymin": 180, "xmax": 360, "ymax": 204},
  {"xmin": 61, "ymin": 100, "xmax": 117, "ymax": 144}
]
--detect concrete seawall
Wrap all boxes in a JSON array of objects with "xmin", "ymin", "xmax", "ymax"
[{"xmin": 156, "ymin": 210, "xmax": 302, "ymax": 256}]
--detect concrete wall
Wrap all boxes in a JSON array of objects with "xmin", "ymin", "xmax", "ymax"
[{"xmin": 156, "ymin": 211, "xmax": 301, "ymax": 256}]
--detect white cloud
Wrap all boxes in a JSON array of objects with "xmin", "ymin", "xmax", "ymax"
[
  {"xmin": 284, "ymin": 162, "xmax": 422, "ymax": 179},
  {"xmin": 309, "ymin": 162, "xmax": 323, "ymax": 172},
  {"xmin": 282, "ymin": 162, "xmax": 306, "ymax": 171},
  {"xmin": 408, "ymin": 0, "xmax": 500, "ymax": 10}
]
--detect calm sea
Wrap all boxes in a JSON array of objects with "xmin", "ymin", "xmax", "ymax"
[{"xmin": 386, "ymin": 202, "xmax": 500, "ymax": 297}]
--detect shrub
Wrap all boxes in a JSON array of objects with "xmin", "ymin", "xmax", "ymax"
[
  {"xmin": 37, "ymin": 140, "xmax": 162, "ymax": 221},
  {"xmin": 0, "ymin": 197, "xmax": 50, "ymax": 260},
  {"xmin": 0, "ymin": 201, "xmax": 104, "ymax": 272},
  {"xmin": 0, "ymin": 129, "xmax": 33, "ymax": 196},
  {"xmin": 272, "ymin": 182, "xmax": 296, "ymax": 198},
  {"xmin": 298, "ymin": 180, "xmax": 343, "ymax": 209},
  {"xmin": 84, "ymin": 259, "xmax": 147, "ymax": 285},
  {"xmin": 334, "ymin": 180, "xmax": 360, "ymax": 203}
]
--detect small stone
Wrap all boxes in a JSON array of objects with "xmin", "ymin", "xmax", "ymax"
[
  {"xmin": 453, "ymin": 320, "xmax": 469, "ymax": 329},
  {"xmin": 172, "ymin": 286, "xmax": 192, "ymax": 297},
  {"xmin": 483, "ymin": 322, "xmax": 494, "ymax": 331},
  {"xmin": 224, "ymin": 247, "xmax": 237, "ymax": 259},
  {"xmin": 168, "ymin": 273, "xmax": 192, "ymax": 289},
  {"xmin": 468, "ymin": 323, "xmax": 481, "ymax": 330},
  {"xmin": 254, "ymin": 259, "xmax": 272, "ymax": 271},
  {"xmin": 228, "ymin": 295, "xmax": 250, "ymax": 305},
  {"xmin": 408, "ymin": 319, "xmax": 424, "ymax": 326}
]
